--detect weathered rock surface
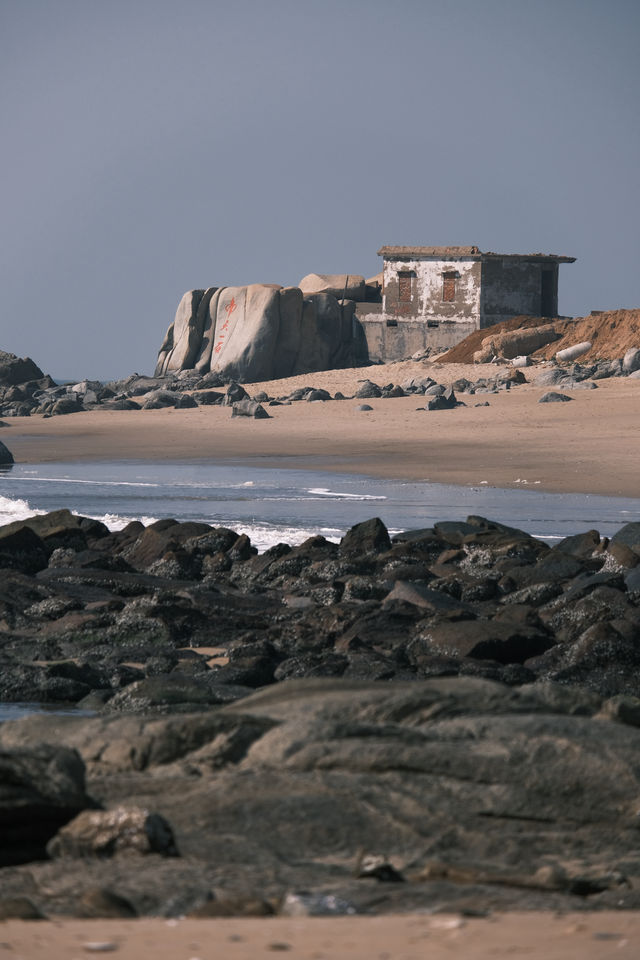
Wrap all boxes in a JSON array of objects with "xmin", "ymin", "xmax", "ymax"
[
  {"xmin": 0, "ymin": 351, "xmax": 44, "ymax": 386},
  {"xmin": 539, "ymin": 391, "xmax": 573, "ymax": 403},
  {"xmin": 473, "ymin": 325, "xmax": 560, "ymax": 363},
  {"xmin": 3, "ymin": 678, "xmax": 640, "ymax": 916},
  {"xmin": 154, "ymin": 280, "xmax": 366, "ymax": 382},
  {"xmin": 0, "ymin": 744, "xmax": 91, "ymax": 865},
  {"xmin": 298, "ymin": 273, "xmax": 366, "ymax": 301},
  {"xmin": 47, "ymin": 805, "xmax": 179, "ymax": 859},
  {"xmin": 2, "ymin": 508, "xmax": 640, "ymax": 915}
]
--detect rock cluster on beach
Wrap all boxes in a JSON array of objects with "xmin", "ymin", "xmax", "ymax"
[
  {"xmin": 2, "ymin": 350, "xmax": 640, "ymax": 422},
  {"xmin": 2, "ymin": 507, "xmax": 640, "ymax": 918}
]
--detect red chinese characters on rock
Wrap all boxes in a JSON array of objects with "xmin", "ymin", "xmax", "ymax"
[{"xmin": 213, "ymin": 297, "xmax": 238, "ymax": 355}]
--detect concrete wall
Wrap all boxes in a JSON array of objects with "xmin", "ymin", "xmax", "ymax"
[
  {"xmin": 354, "ymin": 310, "xmax": 476, "ymax": 362},
  {"xmin": 382, "ymin": 257, "xmax": 482, "ymax": 322},
  {"xmin": 480, "ymin": 259, "xmax": 558, "ymax": 326}
]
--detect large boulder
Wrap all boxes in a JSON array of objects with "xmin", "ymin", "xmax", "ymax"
[
  {"xmin": 622, "ymin": 347, "xmax": 640, "ymax": 373},
  {"xmin": 294, "ymin": 296, "xmax": 332, "ymax": 373},
  {"xmin": 209, "ymin": 284, "xmax": 283, "ymax": 383},
  {"xmin": 156, "ymin": 280, "xmax": 362, "ymax": 381},
  {"xmin": 272, "ymin": 286, "xmax": 304, "ymax": 378},
  {"xmin": 0, "ymin": 351, "xmax": 44, "ymax": 386},
  {"xmin": 5, "ymin": 679, "xmax": 640, "ymax": 914},
  {"xmin": 474, "ymin": 325, "xmax": 560, "ymax": 363},
  {"xmin": 156, "ymin": 289, "xmax": 206, "ymax": 375},
  {"xmin": 299, "ymin": 273, "xmax": 366, "ymax": 301},
  {"xmin": 0, "ymin": 744, "xmax": 90, "ymax": 865}
]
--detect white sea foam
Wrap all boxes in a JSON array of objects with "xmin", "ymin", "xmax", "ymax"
[
  {"xmin": 233, "ymin": 523, "xmax": 342, "ymax": 553},
  {"xmin": 0, "ymin": 492, "xmax": 340, "ymax": 552},
  {"xmin": 0, "ymin": 494, "xmax": 46, "ymax": 526},
  {"xmin": 307, "ymin": 487, "xmax": 386, "ymax": 500},
  {"xmin": 97, "ymin": 513, "xmax": 159, "ymax": 530},
  {"xmin": 11, "ymin": 476, "xmax": 159, "ymax": 487}
]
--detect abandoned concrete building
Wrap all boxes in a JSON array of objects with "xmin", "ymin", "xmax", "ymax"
[
  {"xmin": 355, "ymin": 245, "xmax": 575, "ymax": 361},
  {"xmin": 156, "ymin": 244, "xmax": 576, "ymax": 382}
]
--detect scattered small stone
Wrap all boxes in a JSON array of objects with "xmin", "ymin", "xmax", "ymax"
[
  {"xmin": 231, "ymin": 399, "xmax": 271, "ymax": 419},
  {"xmin": 429, "ymin": 917, "xmax": 466, "ymax": 930},
  {"xmin": 267, "ymin": 943, "xmax": 292, "ymax": 952},
  {"xmin": 357, "ymin": 853, "xmax": 405, "ymax": 882},
  {"xmin": 82, "ymin": 943, "xmax": 119, "ymax": 953},
  {"xmin": 355, "ymin": 403, "xmax": 373, "ymax": 411},
  {"xmin": 538, "ymin": 391, "xmax": 573, "ymax": 403}
]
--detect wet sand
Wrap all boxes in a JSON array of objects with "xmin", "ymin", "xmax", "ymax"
[
  {"xmin": 2, "ymin": 911, "xmax": 638, "ymax": 959},
  {"xmin": 3, "ymin": 361, "xmax": 639, "ymax": 498}
]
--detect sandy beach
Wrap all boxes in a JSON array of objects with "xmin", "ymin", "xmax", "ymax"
[
  {"xmin": 2, "ymin": 359, "xmax": 640, "ymax": 952},
  {"xmin": 2, "ymin": 360, "xmax": 640, "ymax": 499},
  {"xmin": 2, "ymin": 911, "xmax": 639, "ymax": 959}
]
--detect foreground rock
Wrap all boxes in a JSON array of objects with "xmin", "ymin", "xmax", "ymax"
[
  {"xmin": 2, "ymin": 510, "xmax": 640, "ymax": 915},
  {"xmin": 1, "ymin": 510, "xmax": 640, "ymax": 705},
  {"xmin": 2, "ymin": 678, "xmax": 640, "ymax": 916},
  {"xmin": 0, "ymin": 744, "xmax": 91, "ymax": 865}
]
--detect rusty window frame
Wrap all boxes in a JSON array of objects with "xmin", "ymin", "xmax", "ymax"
[{"xmin": 442, "ymin": 271, "xmax": 457, "ymax": 302}]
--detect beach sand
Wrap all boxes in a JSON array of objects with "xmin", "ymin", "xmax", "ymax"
[
  {"xmin": 2, "ymin": 911, "xmax": 638, "ymax": 959},
  {"xmin": 3, "ymin": 360, "xmax": 639, "ymax": 497}
]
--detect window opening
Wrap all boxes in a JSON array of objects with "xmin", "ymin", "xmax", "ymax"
[
  {"xmin": 398, "ymin": 270, "xmax": 415, "ymax": 302},
  {"xmin": 442, "ymin": 272, "xmax": 457, "ymax": 302}
]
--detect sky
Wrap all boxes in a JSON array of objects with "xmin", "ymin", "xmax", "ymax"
[{"xmin": 1, "ymin": 0, "xmax": 639, "ymax": 380}]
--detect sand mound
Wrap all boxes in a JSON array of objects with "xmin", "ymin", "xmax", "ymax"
[{"xmin": 440, "ymin": 309, "xmax": 640, "ymax": 364}]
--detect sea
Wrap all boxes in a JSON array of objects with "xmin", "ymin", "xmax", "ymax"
[
  {"xmin": 1, "ymin": 459, "xmax": 639, "ymax": 721},
  {"xmin": 1, "ymin": 458, "xmax": 639, "ymax": 551}
]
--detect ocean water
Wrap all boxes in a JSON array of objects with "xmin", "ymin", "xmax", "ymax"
[
  {"xmin": 1, "ymin": 459, "xmax": 639, "ymax": 549},
  {"xmin": 0, "ymin": 702, "xmax": 96, "ymax": 723}
]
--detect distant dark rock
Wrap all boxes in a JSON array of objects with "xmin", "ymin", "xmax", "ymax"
[
  {"xmin": 355, "ymin": 380, "xmax": 382, "ymax": 399},
  {"xmin": 427, "ymin": 388, "xmax": 457, "ymax": 410},
  {"xmin": 538, "ymin": 392, "xmax": 573, "ymax": 403},
  {"xmin": 340, "ymin": 517, "xmax": 391, "ymax": 556},
  {"xmin": 225, "ymin": 382, "xmax": 250, "ymax": 405},
  {"xmin": 50, "ymin": 396, "xmax": 84, "ymax": 416},
  {"xmin": 231, "ymin": 399, "xmax": 270, "ymax": 419},
  {"xmin": 0, "ymin": 440, "xmax": 14, "ymax": 465},
  {"xmin": 0, "ymin": 351, "xmax": 44, "ymax": 386}
]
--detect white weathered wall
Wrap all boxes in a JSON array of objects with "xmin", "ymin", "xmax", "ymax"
[{"xmin": 382, "ymin": 257, "xmax": 482, "ymax": 323}]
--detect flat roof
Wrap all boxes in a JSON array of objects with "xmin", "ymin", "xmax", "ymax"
[{"xmin": 377, "ymin": 245, "xmax": 575, "ymax": 263}]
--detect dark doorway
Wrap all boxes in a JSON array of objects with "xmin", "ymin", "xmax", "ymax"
[{"xmin": 541, "ymin": 270, "xmax": 555, "ymax": 316}]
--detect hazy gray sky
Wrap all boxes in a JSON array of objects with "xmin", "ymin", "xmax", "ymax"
[{"xmin": 2, "ymin": 0, "xmax": 639, "ymax": 378}]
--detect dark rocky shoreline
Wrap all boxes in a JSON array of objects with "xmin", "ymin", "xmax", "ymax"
[{"xmin": 1, "ymin": 508, "xmax": 640, "ymax": 919}]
